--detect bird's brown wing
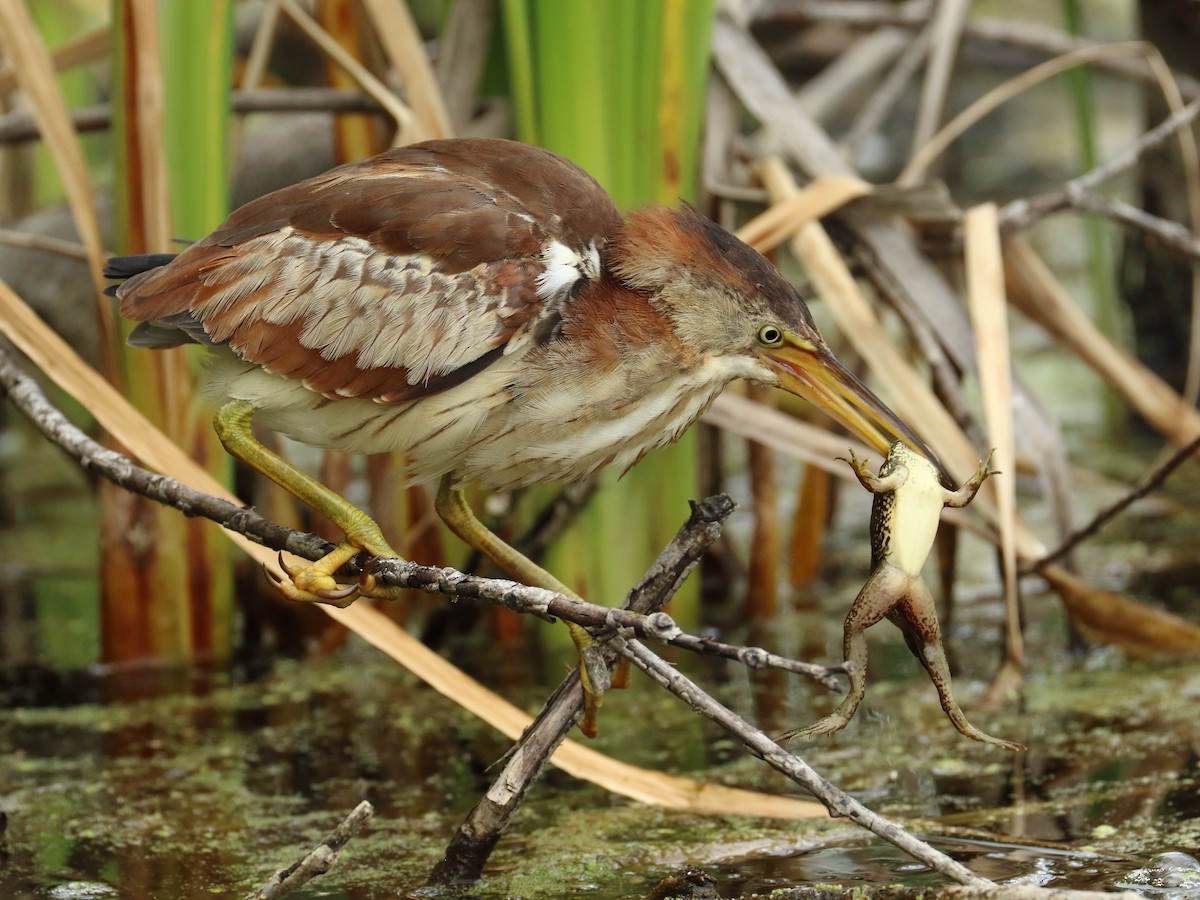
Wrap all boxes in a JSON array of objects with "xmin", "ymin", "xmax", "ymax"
[{"xmin": 117, "ymin": 139, "xmax": 623, "ymax": 403}]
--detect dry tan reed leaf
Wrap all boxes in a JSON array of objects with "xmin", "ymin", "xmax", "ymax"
[
  {"xmin": 0, "ymin": 276, "xmax": 824, "ymax": 820},
  {"xmin": 900, "ymin": 41, "xmax": 1173, "ymax": 187},
  {"xmin": 1003, "ymin": 235, "xmax": 1200, "ymax": 445},
  {"xmin": 0, "ymin": 4, "xmax": 109, "ymax": 340},
  {"xmin": 753, "ymin": 158, "xmax": 1054, "ymax": 560},
  {"xmin": 125, "ymin": 0, "xmax": 172, "ymax": 251},
  {"xmin": 1043, "ymin": 565, "xmax": 1200, "ymax": 657},
  {"xmin": 0, "ymin": 23, "xmax": 108, "ymax": 95},
  {"xmin": 735, "ymin": 176, "xmax": 870, "ymax": 257},
  {"xmin": 277, "ymin": 0, "xmax": 416, "ymax": 141},
  {"xmin": 964, "ymin": 203, "xmax": 1022, "ymax": 669},
  {"xmin": 361, "ymin": 0, "xmax": 452, "ymax": 140}
]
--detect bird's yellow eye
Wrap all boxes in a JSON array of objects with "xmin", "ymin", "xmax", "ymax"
[{"xmin": 757, "ymin": 324, "xmax": 784, "ymax": 347}]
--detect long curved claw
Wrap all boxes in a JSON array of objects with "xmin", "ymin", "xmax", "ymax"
[{"xmin": 264, "ymin": 549, "xmax": 362, "ymax": 607}]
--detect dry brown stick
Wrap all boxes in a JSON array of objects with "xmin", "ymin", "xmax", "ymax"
[
  {"xmin": 1027, "ymin": 432, "xmax": 1200, "ymax": 574},
  {"xmin": 909, "ymin": 0, "xmax": 969, "ymax": 160},
  {"xmin": 755, "ymin": 1, "xmax": 1200, "ymax": 101},
  {"xmin": 0, "ymin": 89, "xmax": 386, "ymax": 144},
  {"xmin": 427, "ymin": 494, "xmax": 736, "ymax": 886},
  {"xmin": 245, "ymin": 801, "xmax": 374, "ymax": 899},
  {"xmin": 0, "ymin": 343, "xmax": 841, "ymax": 684},
  {"xmin": 613, "ymin": 636, "xmax": 993, "ymax": 889},
  {"xmin": 999, "ymin": 95, "xmax": 1200, "ymax": 235},
  {"xmin": 841, "ymin": 23, "xmax": 932, "ymax": 158}
]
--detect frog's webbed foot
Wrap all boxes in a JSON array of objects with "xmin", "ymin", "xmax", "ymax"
[
  {"xmin": 837, "ymin": 447, "xmax": 874, "ymax": 481},
  {"xmin": 893, "ymin": 582, "xmax": 1025, "ymax": 752},
  {"xmin": 839, "ymin": 448, "xmax": 906, "ymax": 494},
  {"xmin": 777, "ymin": 709, "xmax": 856, "ymax": 744},
  {"xmin": 946, "ymin": 448, "xmax": 1001, "ymax": 507},
  {"xmin": 778, "ymin": 576, "xmax": 887, "ymax": 746}
]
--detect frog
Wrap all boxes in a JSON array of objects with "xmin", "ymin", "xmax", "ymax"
[{"xmin": 779, "ymin": 441, "xmax": 1024, "ymax": 752}]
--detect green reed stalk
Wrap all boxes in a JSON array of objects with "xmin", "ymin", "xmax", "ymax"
[
  {"xmin": 501, "ymin": 0, "xmax": 716, "ymax": 616},
  {"xmin": 106, "ymin": 0, "xmax": 235, "ymax": 662}
]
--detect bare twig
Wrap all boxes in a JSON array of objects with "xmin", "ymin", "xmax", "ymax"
[
  {"xmin": 754, "ymin": 1, "xmax": 1200, "ymax": 101},
  {"xmin": 1027, "ymin": 432, "xmax": 1200, "ymax": 574},
  {"xmin": 908, "ymin": 0, "xmax": 969, "ymax": 160},
  {"xmin": 613, "ymin": 636, "xmax": 993, "ymax": 888},
  {"xmin": 0, "ymin": 90, "xmax": 387, "ymax": 144},
  {"xmin": 0, "ymin": 344, "xmax": 841, "ymax": 686},
  {"xmin": 0, "ymin": 228, "xmax": 91, "ymax": 260},
  {"xmin": 428, "ymin": 494, "xmax": 737, "ymax": 886},
  {"xmin": 841, "ymin": 24, "xmax": 932, "ymax": 160},
  {"xmin": 1068, "ymin": 192, "xmax": 1200, "ymax": 262},
  {"xmin": 998, "ymin": 96, "xmax": 1200, "ymax": 235},
  {"xmin": 245, "ymin": 801, "xmax": 374, "ymax": 899}
]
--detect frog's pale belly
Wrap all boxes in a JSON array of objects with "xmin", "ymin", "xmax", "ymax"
[
  {"xmin": 879, "ymin": 470, "xmax": 944, "ymax": 575},
  {"xmin": 869, "ymin": 446, "xmax": 948, "ymax": 577}
]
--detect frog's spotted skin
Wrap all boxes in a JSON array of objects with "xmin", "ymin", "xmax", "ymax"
[{"xmin": 779, "ymin": 442, "xmax": 1024, "ymax": 752}]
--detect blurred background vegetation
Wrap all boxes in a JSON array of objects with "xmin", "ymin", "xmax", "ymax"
[
  {"xmin": 1, "ymin": 0, "xmax": 1198, "ymax": 693},
  {"xmin": 6, "ymin": 1, "xmax": 1200, "ymax": 896}
]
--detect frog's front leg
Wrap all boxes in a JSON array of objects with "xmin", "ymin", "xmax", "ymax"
[
  {"xmin": 841, "ymin": 447, "xmax": 906, "ymax": 494},
  {"xmin": 892, "ymin": 578, "xmax": 1026, "ymax": 752},
  {"xmin": 944, "ymin": 449, "xmax": 999, "ymax": 508},
  {"xmin": 778, "ymin": 563, "xmax": 911, "ymax": 744}
]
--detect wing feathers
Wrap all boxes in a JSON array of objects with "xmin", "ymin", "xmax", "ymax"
[{"xmin": 117, "ymin": 139, "xmax": 623, "ymax": 403}]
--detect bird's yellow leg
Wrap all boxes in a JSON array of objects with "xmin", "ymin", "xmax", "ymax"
[
  {"xmin": 214, "ymin": 400, "xmax": 401, "ymax": 606},
  {"xmin": 435, "ymin": 476, "xmax": 620, "ymax": 737}
]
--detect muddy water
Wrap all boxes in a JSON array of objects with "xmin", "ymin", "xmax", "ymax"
[
  {"xmin": 1, "ymin": 600, "xmax": 1199, "ymax": 899},
  {"xmin": 3, "ymin": 365, "xmax": 1200, "ymax": 898}
]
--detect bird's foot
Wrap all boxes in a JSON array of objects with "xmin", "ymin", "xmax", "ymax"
[
  {"xmin": 611, "ymin": 657, "xmax": 632, "ymax": 690},
  {"xmin": 266, "ymin": 547, "xmax": 363, "ymax": 607},
  {"xmin": 266, "ymin": 525, "xmax": 404, "ymax": 607},
  {"xmin": 570, "ymin": 623, "xmax": 616, "ymax": 739}
]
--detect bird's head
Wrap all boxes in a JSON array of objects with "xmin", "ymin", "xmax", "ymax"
[{"xmin": 612, "ymin": 205, "xmax": 944, "ymax": 475}]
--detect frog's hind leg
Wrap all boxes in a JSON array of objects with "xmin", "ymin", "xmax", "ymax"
[
  {"xmin": 778, "ymin": 565, "xmax": 907, "ymax": 744},
  {"xmin": 892, "ymin": 580, "xmax": 1025, "ymax": 752}
]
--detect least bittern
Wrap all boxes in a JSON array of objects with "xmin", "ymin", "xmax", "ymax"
[{"xmin": 111, "ymin": 138, "xmax": 936, "ymax": 735}]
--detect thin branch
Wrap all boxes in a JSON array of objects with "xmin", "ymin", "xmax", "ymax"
[
  {"xmin": 245, "ymin": 801, "xmax": 374, "ymax": 899},
  {"xmin": 998, "ymin": 95, "xmax": 1200, "ymax": 235},
  {"xmin": 0, "ymin": 344, "xmax": 841, "ymax": 687},
  {"xmin": 428, "ymin": 493, "xmax": 737, "ymax": 885},
  {"xmin": 1027, "ymin": 431, "xmax": 1200, "ymax": 573},
  {"xmin": 1020, "ymin": 191, "xmax": 1200, "ymax": 264},
  {"xmin": 908, "ymin": 0, "xmax": 969, "ymax": 160},
  {"xmin": 841, "ymin": 24, "xmax": 932, "ymax": 159},
  {"xmin": 613, "ymin": 636, "xmax": 993, "ymax": 888},
  {"xmin": 0, "ymin": 90, "xmax": 386, "ymax": 145},
  {"xmin": 0, "ymin": 228, "xmax": 91, "ymax": 260},
  {"xmin": 754, "ymin": 1, "xmax": 1200, "ymax": 101}
]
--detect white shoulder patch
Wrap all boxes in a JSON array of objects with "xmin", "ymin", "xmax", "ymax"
[{"xmin": 536, "ymin": 240, "xmax": 601, "ymax": 301}]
